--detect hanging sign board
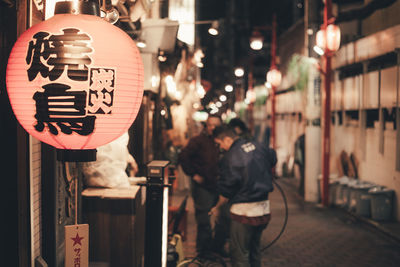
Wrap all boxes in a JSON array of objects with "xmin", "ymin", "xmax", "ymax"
[{"xmin": 65, "ymin": 224, "xmax": 89, "ymax": 267}]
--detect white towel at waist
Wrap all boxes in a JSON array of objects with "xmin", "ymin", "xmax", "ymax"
[{"xmin": 230, "ymin": 200, "xmax": 270, "ymax": 217}]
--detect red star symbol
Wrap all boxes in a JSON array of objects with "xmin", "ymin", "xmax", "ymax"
[{"xmin": 71, "ymin": 233, "xmax": 84, "ymax": 246}]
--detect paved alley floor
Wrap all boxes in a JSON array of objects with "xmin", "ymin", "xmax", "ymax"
[{"xmin": 170, "ymin": 177, "xmax": 400, "ymax": 267}]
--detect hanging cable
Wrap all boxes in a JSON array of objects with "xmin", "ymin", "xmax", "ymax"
[{"xmin": 261, "ymin": 178, "xmax": 289, "ymax": 252}]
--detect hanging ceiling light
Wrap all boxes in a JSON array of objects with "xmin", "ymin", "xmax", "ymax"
[
  {"xmin": 313, "ymin": 45, "xmax": 325, "ymax": 56},
  {"xmin": 208, "ymin": 21, "xmax": 219, "ymax": 36},
  {"xmin": 250, "ymin": 30, "xmax": 263, "ymax": 50},
  {"xmin": 101, "ymin": 0, "xmax": 119, "ymax": 24},
  {"xmin": 136, "ymin": 38, "xmax": 147, "ymax": 48},
  {"xmin": 225, "ymin": 84, "xmax": 233, "ymax": 92},
  {"xmin": 234, "ymin": 67, "xmax": 244, "ymax": 78}
]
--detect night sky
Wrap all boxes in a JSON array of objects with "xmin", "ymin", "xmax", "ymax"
[{"xmin": 196, "ymin": 0, "xmax": 304, "ymax": 105}]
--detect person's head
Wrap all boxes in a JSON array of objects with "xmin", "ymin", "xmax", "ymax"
[
  {"xmin": 205, "ymin": 114, "xmax": 222, "ymax": 136},
  {"xmin": 213, "ymin": 125, "xmax": 238, "ymax": 151},
  {"xmin": 228, "ymin": 118, "xmax": 248, "ymax": 136}
]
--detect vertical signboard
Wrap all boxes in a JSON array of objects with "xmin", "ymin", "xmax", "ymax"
[{"xmin": 65, "ymin": 224, "xmax": 89, "ymax": 267}]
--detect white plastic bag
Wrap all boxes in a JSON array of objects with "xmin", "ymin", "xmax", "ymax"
[{"xmin": 81, "ymin": 132, "xmax": 131, "ymax": 188}]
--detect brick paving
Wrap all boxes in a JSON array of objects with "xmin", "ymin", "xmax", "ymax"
[{"xmin": 170, "ymin": 177, "xmax": 400, "ymax": 267}]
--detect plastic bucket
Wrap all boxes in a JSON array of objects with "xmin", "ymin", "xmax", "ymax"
[
  {"xmin": 369, "ymin": 188, "xmax": 394, "ymax": 221},
  {"xmin": 354, "ymin": 184, "xmax": 375, "ymax": 217},
  {"xmin": 342, "ymin": 178, "xmax": 357, "ymax": 209},
  {"xmin": 329, "ymin": 182, "xmax": 339, "ymax": 205},
  {"xmin": 335, "ymin": 176, "xmax": 350, "ymax": 206}
]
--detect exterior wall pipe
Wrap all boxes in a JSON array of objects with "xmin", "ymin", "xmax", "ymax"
[
  {"xmin": 322, "ymin": 0, "xmax": 332, "ymax": 207},
  {"xmin": 271, "ymin": 14, "xmax": 277, "ymax": 150}
]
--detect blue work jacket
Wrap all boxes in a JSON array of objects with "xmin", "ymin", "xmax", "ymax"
[{"xmin": 217, "ymin": 138, "xmax": 277, "ymax": 204}]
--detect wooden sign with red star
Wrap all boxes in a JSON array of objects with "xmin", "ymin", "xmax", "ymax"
[{"xmin": 65, "ymin": 224, "xmax": 89, "ymax": 267}]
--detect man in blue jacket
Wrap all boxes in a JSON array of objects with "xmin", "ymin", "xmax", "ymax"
[{"xmin": 210, "ymin": 125, "xmax": 277, "ymax": 267}]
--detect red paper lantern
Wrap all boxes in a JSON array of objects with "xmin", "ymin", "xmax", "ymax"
[
  {"xmin": 326, "ymin": 24, "xmax": 341, "ymax": 52},
  {"xmin": 266, "ymin": 68, "xmax": 282, "ymax": 88},
  {"xmin": 316, "ymin": 24, "xmax": 341, "ymax": 52},
  {"xmin": 6, "ymin": 12, "xmax": 144, "ymax": 159}
]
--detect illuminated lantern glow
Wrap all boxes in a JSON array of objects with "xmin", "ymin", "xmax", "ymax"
[
  {"xmin": 250, "ymin": 30, "xmax": 263, "ymax": 50},
  {"xmin": 326, "ymin": 24, "xmax": 341, "ymax": 52},
  {"xmin": 315, "ymin": 24, "xmax": 341, "ymax": 52},
  {"xmin": 246, "ymin": 89, "xmax": 256, "ymax": 104},
  {"xmin": 6, "ymin": 8, "xmax": 144, "ymax": 160},
  {"xmin": 234, "ymin": 67, "xmax": 244, "ymax": 78},
  {"xmin": 316, "ymin": 29, "xmax": 326, "ymax": 51},
  {"xmin": 208, "ymin": 21, "xmax": 219, "ymax": 36},
  {"xmin": 266, "ymin": 68, "xmax": 282, "ymax": 88}
]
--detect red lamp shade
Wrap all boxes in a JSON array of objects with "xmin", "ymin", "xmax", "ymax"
[
  {"xmin": 6, "ymin": 13, "xmax": 144, "ymax": 153},
  {"xmin": 266, "ymin": 68, "xmax": 282, "ymax": 88},
  {"xmin": 316, "ymin": 24, "xmax": 341, "ymax": 52}
]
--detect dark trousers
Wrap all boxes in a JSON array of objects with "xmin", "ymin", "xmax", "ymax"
[
  {"xmin": 213, "ymin": 201, "xmax": 231, "ymax": 253},
  {"xmin": 191, "ymin": 181, "xmax": 230, "ymax": 254},
  {"xmin": 230, "ymin": 219, "xmax": 268, "ymax": 267}
]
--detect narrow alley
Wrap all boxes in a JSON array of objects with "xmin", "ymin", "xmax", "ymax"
[
  {"xmin": 171, "ymin": 177, "xmax": 400, "ymax": 267},
  {"xmin": 2, "ymin": 1, "xmax": 400, "ymax": 266}
]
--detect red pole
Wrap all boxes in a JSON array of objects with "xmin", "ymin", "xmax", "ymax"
[
  {"xmin": 271, "ymin": 85, "xmax": 276, "ymax": 149},
  {"xmin": 271, "ymin": 14, "xmax": 277, "ymax": 69},
  {"xmin": 270, "ymin": 14, "xmax": 277, "ymax": 150},
  {"xmin": 248, "ymin": 66, "xmax": 254, "ymax": 134},
  {"xmin": 322, "ymin": 0, "xmax": 332, "ymax": 207}
]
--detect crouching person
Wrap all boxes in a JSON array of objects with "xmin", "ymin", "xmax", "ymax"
[{"xmin": 210, "ymin": 125, "xmax": 277, "ymax": 267}]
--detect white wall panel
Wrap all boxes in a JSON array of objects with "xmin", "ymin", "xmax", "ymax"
[
  {"xmin": 343, "ymin": 76, "xmax": 359, "ymax": 110},
  {"xmin": 380, "ymin": 66, "xmax": 398, "ymax": 108},
  {"xmin": 293, "ymin": 90, "xmax": 303, "ymax": 113},
  {"xmin": 334, "ymin": 24, "xmax": 400, "ymax": 68},
  {"xmin": 363, "ymin": 71, "xmax": 379, "ymax": 109},
  {"xmin": 266, "ymin": 97, "xmax": 272, "ymax": 115},
  {"xmin": 332, "ymin": 73, "xmax": 342, "ymax": 111}
]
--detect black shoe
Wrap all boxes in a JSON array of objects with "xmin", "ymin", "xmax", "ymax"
[
  {"xmin": 212, "ymin": 248, "xmax": 229, "ymax": 258},
  {"xmin": 196, "ymin": 250, "xmax": 212, "ymax": 260}
]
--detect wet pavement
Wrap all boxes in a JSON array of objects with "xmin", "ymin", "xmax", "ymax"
[{"xmin": 170, "ymin": 177, "xmax": 400, "ymax": 267}]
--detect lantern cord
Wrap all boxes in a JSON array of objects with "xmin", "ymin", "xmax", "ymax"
[
  {"xmin": 75, "ymin": 173, "xmax": 78, "ymax": 225},
  {"xmin": 64, "ymin": 162, "xmax": 78, "ymax": 225}
]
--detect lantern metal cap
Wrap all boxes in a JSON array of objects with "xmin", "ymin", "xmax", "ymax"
[
  {"xmin": 57, "ymin": 149, "xmax": 97, "ymax": 162},
  {"xmin": 54, "ymin": 1, "xmax": 100, "ymax": 16}
]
